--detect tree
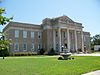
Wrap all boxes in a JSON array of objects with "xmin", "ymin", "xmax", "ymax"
[
  {"xmin": 0, "ymin": 8, "xmax": 13, "ymax": 59},
  {"xmin": 0, "ymin": 8, "xmax": 13, "ymax": 25},
  {"xmin": 0, "ymin": 39, "xmax": 9, "ymax": 59},
  {"xmin": 91, "ymin": 34, "xmax": 100, "ymax": 45},
  {"xmin": 91, "ymin": 34, "xmax": 100, "ymax": 51}
]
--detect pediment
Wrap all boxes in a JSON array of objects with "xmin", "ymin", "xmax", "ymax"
[{"xmin": 58, "ymin": 15, "xmax": 74, "ymax": 23}]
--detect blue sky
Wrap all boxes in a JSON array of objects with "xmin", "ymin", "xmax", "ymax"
[{"xmin": 0, "ymin": 0, "xmax": 100, "ymax": 36}]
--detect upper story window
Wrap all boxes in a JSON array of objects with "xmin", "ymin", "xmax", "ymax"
[
  {"xmin": 23, "ymin": 31, "xmax": 27, "ymax": 38},
  {"xmin": 15, "ymin": 30, "xmax": 19, "ymax": 38},
  {"xmin": 38, "ymin": 32, "xmax": 41, "ymax": 39},
  {"xmin": 31, "ymin": 32, "xmax": 34, "ymax": 38}
]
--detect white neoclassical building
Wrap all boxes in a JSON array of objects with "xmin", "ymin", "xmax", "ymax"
[{"xmin": 3, "ymin": 15, "xmax": 90, "ymax": 55}]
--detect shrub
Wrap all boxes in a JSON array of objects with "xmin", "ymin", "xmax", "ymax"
[
  {"xmin": 91, "ymin": 49, "xmax": 94, "ymax": 53},
  {"xmin": 70, "ymin": 50, "xmax": 76, "ymax": 53},
  {"xmin": 0, "ymin": 48, "xmax": 9, "ymax": 57},
  {"xmin": 68, "ymin": 58, "xmax": 71, "ymax": 60},
  {"xmin": 91, "ymin": 47, "xmax": 94, "ymax": 50},
  {"xmin": 72, "ymin": 57, "xmax": 74, "ymax": 60},
  {"xmin": 78, "ymin": 48, "xmax": 82, "ymax": 52},
  {"xmin": 38, "ymin": 48, "xmax": 45, "ymax": 55},
  {"xmin": 98, "ymin": 48, "xmax": 100, "ymax": 51},
  {"xmin": 48, "ymin": 48, "xmax": 56, "ymax": 55}
]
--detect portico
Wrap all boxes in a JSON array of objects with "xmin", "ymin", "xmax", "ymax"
[
  {"xmin": 53, "ymin": 28, "xmax": 84, "ymax": 53},
  {"xmin": 41, "ymin": 15, "xmax": 86, "ymax": 53}
]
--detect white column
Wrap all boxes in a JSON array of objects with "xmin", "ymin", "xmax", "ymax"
[
  {"xmin": 58, "ymin": 28, "xmax": 61, "ymax": 52},
  {"xmin": 67, "ymin": 29, "xmax": 70, "ymax": 51},
  {"xmin": 75, "ymin": 30, "xmax": 78, "ymax": 52},
  {"xmin": 81, "ymin": 31, "xmax": 84, "ymax": 52},
  {"xmin": 53, "ymin": 29, "xmax": 56, "ymax": 50}
]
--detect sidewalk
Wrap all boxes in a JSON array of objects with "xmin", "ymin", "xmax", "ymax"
[
  {"xmin": 72, "ymin": 53, "xmax": 100, "ymax": 56},
  {"xmin": 82, "ymin": 70, "xmax": 100, "ymax": 75}
]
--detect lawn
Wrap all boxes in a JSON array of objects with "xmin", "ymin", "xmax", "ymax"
[{"xmin": 0, "ymin": 56, "xmax": 100, "ymax": 75}]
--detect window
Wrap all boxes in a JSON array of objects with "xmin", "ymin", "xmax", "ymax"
[
  {"xmin": 14, "ymin": 43, "xmax": 19, "ymax": 51},
  {"xmin": 56, "ymin": 31, "xmax": 58, "ymax": 37},
  {"xmin": 64, "ymin": 43, "xmax": 67, "ymax": 48},
  {"xmin": 38, "ymin": 32, "xmax": 41, "ymax": 38},
  {"xmin": 64, "ymin": 31, "xmax": 65, "ymax": 38},
  {"xmin": 23, "ymin": 43, "xmax": 27, "ymax": 51},
  {"xmin": 15, "ymin": 30, "xmax": 19, "ymax": 38},
  {"xmin": 31, "ymin": 32, "xmax": 34, "ymax": 38},
  {"xmin": 23, "ymin": 31, "xmax": 27, "ymax": 38},
  {"xmin": 56, "ymin": 44, "xmax": 59, "ymax": 51},
  {"xmin": 31, "ymin": 43, "xmax": 34, "ymax": 51},
  {"xmin": 38, "ymin": 44, "xmax": 40, "ymax": 49}
]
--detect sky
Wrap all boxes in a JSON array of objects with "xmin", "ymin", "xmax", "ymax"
[{"xmin": 0, "ymin": 0, "xmax": 100, "ymax": 36}]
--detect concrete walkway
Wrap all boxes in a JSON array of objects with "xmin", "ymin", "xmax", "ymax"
[
  {"xmin": 82, "ymin": 70, "xmax": 100, "ymax": 75},
  {"xmin": 72, "ymin": 53, "xmax": 100, "ymax": 56},
  {"xmin": 0, "ymin": 55, "xmax": 60, "ymax": 59}
]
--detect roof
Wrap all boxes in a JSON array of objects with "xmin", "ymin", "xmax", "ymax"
[{"xmin": 3, "ymin": 21, "xmax": 41, "ymax": 32}]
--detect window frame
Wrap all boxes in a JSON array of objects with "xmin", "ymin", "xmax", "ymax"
[
  {"xmin": 38, "ymin": 32, "xmax": 41, "ymax": 39},
  {"xmin": 23, "ymin": 43, "xmax": 27, "ymax": 51},
  {"xmin": 31, "ymin": 31, "xmax": 34, "ymax": 38},
  {"xmin": 31, "ymin": 43, "xmax": 34, "ymax": 51},
  {"xmin": 15, "ymin": 30, "xmax": 19, "ymax": 38},
  {"xmin": 14, "ymin": 43, "xmax": 19, "ymax": 51},
  {"xmin": 23, "ymin": 31, "xmax": 27, "ymax": 38}
]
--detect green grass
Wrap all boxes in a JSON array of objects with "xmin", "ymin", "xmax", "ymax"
[{"xmin": 0, "ymin": 56, "xmax": 100, "ymax": 75}]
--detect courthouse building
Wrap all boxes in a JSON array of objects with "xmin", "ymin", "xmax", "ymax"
[{"xmin": 3, "ymin": 15, "xmax": 90, "ymax": 55}]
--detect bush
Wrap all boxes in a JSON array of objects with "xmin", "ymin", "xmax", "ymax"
[
  {"xmin": 98, "ymin": 48, "xmax": 100, "ymax": 51},
  {"xmin": 48, "ymin": 48, "xmax": 56, "ymax": 55},
  {"xmin": 70, "ymin": 50, "xmax": 76, "ymax": 53},
  {"xmin": 0, "ymin": 48, "xmax": 9, "ymax": 57},
  {"xmin": 78, "ymin": 48, "xmax": 82, "ymax": 52},
  {"xmin": 91, "ymin": 47, "xmax": 94, "ymax": 50},
  {"xmin": 72, "ymin": 57, "xmax": 74, "ymax": 60},
  {"xmin": 38, "ymin": 48, "xmax": 45, "ymax": 55}
]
